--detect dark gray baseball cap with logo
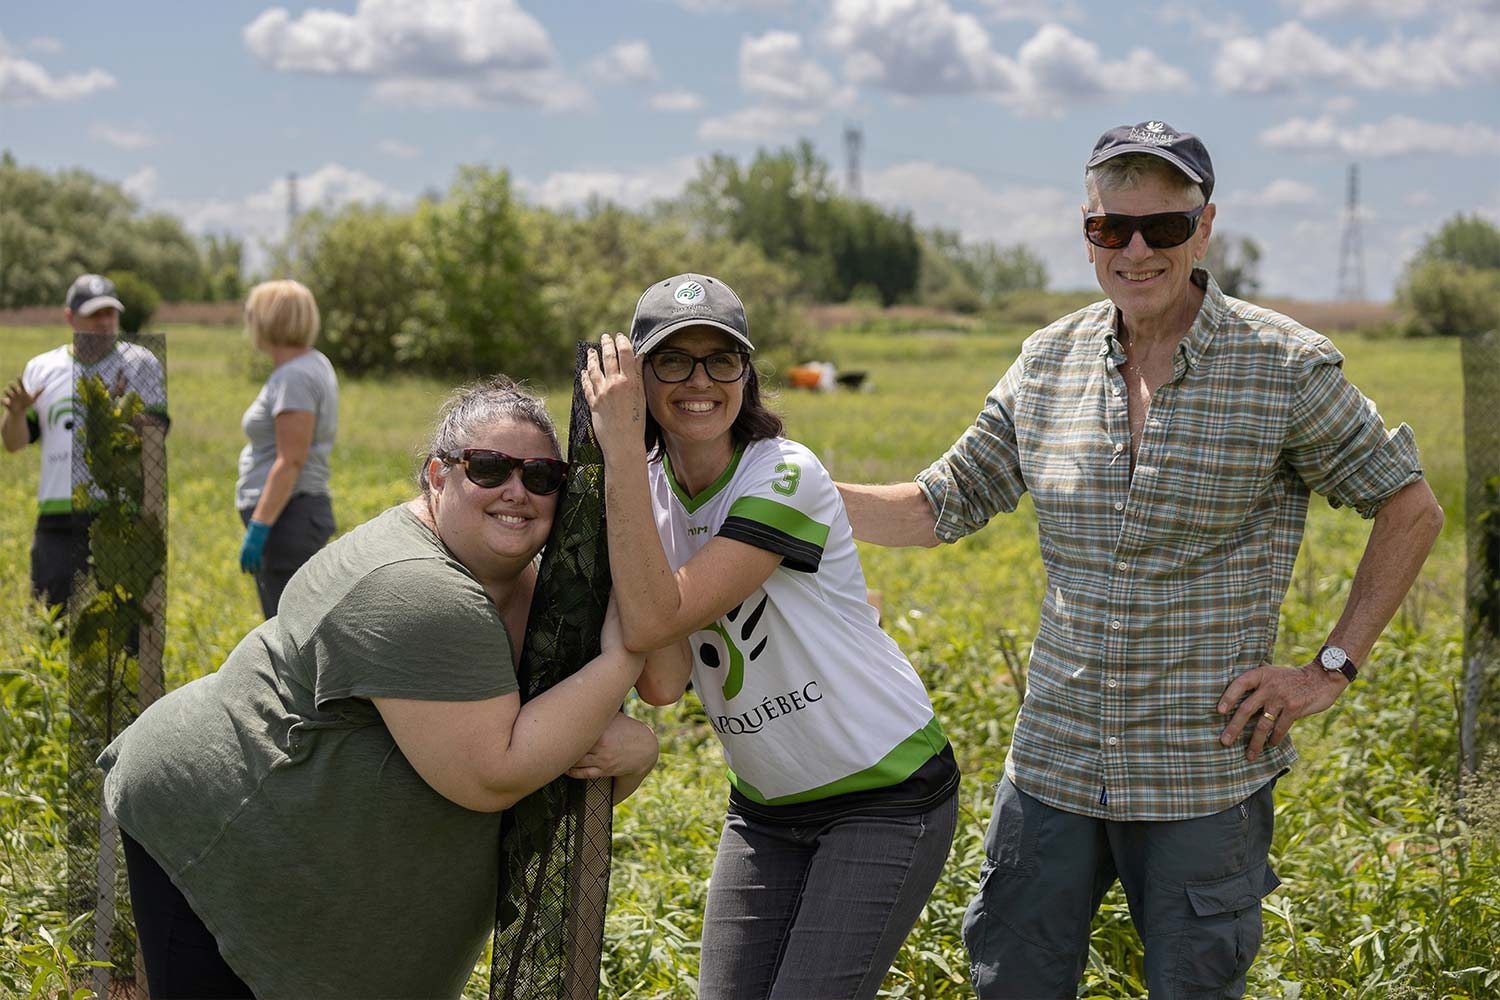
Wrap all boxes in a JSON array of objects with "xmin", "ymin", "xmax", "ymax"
[
  {"xmin": 1086, "ymin": 120, "xmax": 1214, "ymax": 203},
  {"xmin": 65, "ymin": 273, "xmax": 125, "ymax": 316},
  {"xmin": 629, "ymin": 272, "xmax": 754, "ymax": 357}
]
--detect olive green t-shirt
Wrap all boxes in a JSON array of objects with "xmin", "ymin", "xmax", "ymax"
[{"xmin": 99, "ymin": 505, "xmax": 518, "ymax": 998}]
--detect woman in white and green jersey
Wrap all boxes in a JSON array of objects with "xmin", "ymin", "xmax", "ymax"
[{"xmin": 583, "ymin": 272, "xmax": 959, "ymax": 1000}]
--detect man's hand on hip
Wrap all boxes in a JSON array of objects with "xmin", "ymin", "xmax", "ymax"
[{"xmin": 1217, "ymin": 662, "xmax": 1349, "ymax": 762}]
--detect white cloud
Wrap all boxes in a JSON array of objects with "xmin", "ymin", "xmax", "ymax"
[
  {"xmin": 1215, "ymin": 17, "xmax": 1500, "ymax": 94},
  {"xmin": 1260, "ymin": 114, "xmax": 1500, "ymax": 158},
  {"xmin": 371, "ymin": 70, "xmax": 589, "ymax": 112},
  {"xmin": 589, "ymin": 40, "xmax": 658, "ymax": 84},
  {"xmin": 864, "ymin": 160, "xmax": 1094, "ymax": 289},
  {"xmin": 1281, "ymin": 0, "xmax": 1435, "ymax": 17},
  {"xmin": 651, "ymin": 89, "xmax": 704, "ymax": 112},
  {"xmin": 122, "ymin": 167, "xmax": 158, "ymax": 201},
  {"xmin": 827, "ymin": 2, "xmax": 1189, "ymax": 114},
  {"xmin": 1155, "ymin": 2, "xmax": 1250, "ymax": 42},
  {"xmin": 139, "ymin": 163, "xmax": 409, "ymax": 273},
  {"xmin": 377, "ymin": 139, "xmax": 419, "ymax": 158},
  {"xmin": 977, "ymin": 0, "xmax": 1083, "ymax": 21},
  {"xmin": 243, "ymin": 0, "xmax": 586, "ymax": 111},
  {"xmin": 0, "ymin": 33, "xmax": 115, "ymax": 103},
  {"xmin": 518, "ymin": 157, "xmax": 699, "ymax": 210},
  {"xmin": 28, "ymin": 37, "xmax": 64, "ymax": 54},
  {"xmin": 1323, "ymin": 94, "xmax": 1357, "ymax": 113},
  {"xmin": 741, "ymin": 31, "xmax": 852, "ymax": 110},
  {"xmin": 698, "ymin": 107, "xmax": 823, "ymax": 143},
  {"xmin": 90, "ymin": 125, "xmax": 155, "ymax": 150},
  {"xmin": 1004, "ymin": 24, "xmax": 1190, "ymax": 114},
  {"xmin": 1405, "ymin": 190, "xmax": 1434, "ymax": 207},
  {"xmin": 1224, "ymin": 178, "xmax": 1320, "ymax": 209},
  {"xmin": 829, "ymin": 0, "xmax": 1015, "ymax": 96}
]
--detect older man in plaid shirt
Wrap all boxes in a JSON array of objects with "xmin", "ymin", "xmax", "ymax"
[{"xmin": 840, "ymin": 121, "xmax": 1444, "ymax": 998}]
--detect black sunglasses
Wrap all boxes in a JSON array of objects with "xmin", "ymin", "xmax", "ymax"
[
  {"xmin": 443, "ymin": 449, "xmax": 568, "ymax": 495},
  {"xmin": 1084, "ymin": 205, "xmax": 1205, "ymax": 250},
  {"xmin": 647, "ymin": 349, "xmax": 750, "ymax": 384}
]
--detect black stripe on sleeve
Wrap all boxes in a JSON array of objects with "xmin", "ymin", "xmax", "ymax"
[{"xmin": 718, "ymin": 516, "xmax": 823, "ymax": 573}]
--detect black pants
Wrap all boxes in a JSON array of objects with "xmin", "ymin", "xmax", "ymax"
[
  {"xmin": 30, "ymin": 513, "xmax": 93, "ymax": 607},
  {"xmin": 121, "ymin": 830, "xmax": 255, "ymax": 998},
  {"xmin": 239, "ymin": 493, "xmax": 336, "ymax": 619}
]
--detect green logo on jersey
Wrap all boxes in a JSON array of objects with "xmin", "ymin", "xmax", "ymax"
[
  {"xmin": 48, "ymin": 396, "xmax": 82, "ymax": 429},
  {"xmin": 697, "ymin": 593, "xmax": 770, "ymax": 699}
]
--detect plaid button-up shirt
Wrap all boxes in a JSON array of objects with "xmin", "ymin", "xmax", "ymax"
[{"xmin": 917, "ymin": 270, "xmax": 1424, "ymax": 820}]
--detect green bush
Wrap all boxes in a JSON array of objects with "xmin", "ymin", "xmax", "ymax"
[
  {"xmin": 1399, "ymin": 260, "xmax": 1500, "ymax": 338},
  {"xmin": 104, "ymin": 270, "xmax": 161, "ymax": 333}
]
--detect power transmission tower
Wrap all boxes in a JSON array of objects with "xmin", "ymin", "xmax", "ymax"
[
  {"xmin": 1336, "ymin": 163, "xmax": 1365, "ymax": 301},
  {"xmin": 286, "ymin": 171, "xmax": 300, "ymax": 269},
  {"xmin": 844, "ymin": 122, "xmax": 863, "ymax": 197}
]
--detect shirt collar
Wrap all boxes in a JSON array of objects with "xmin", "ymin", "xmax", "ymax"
[{"xmin": 1098, "ymin": 268, "xmax": 1224, "ymax": 374}]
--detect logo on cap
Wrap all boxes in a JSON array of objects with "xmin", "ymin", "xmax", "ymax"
[
  {"xmin": 1145, "ymin": 121, "xmax": 1166, "ymax": 133},
  {"xmin": 674, "ymin": 280, "xmax": 706, "ymax": 305}
]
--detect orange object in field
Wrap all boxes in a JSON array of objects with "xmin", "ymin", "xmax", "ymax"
[{"xmin": 786, "ymin": 365, "xmax": 823, "ymax": 389}]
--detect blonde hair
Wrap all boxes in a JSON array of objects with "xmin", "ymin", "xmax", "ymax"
[
  {"xmin": 245, "ymin": 279, "xmax": 320, "ymax": 348},
  {"xmin": 1085, "ymin": 154, "xmax": 1205, "ymax": 212}
]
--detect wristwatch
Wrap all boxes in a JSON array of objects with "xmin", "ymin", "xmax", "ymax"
[{"xmin": 1317, "ymin": 644, "xmax": 1358, "ymax": 683}]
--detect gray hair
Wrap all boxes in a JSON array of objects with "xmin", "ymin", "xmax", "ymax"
[
  {"xmin": 417, "ymin": 376, "xmax": 561, "ymax": 499},
  {"xmin": 1085, "ymin": 153, "xmax": 1205, "ymax": 211}
]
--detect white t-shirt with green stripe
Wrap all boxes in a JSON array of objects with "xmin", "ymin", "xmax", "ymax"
[
  {"xmin": 649, "ymin": 436, "xmax": 945, "ymax": 805},
  {"xmin": 22, "ymin": 341, "xmax": 167, "ymax": 514}
]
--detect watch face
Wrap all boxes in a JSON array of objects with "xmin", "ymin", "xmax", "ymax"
[{"xmin": 1321, "ymin": 646, "xmax": 1348, "ymax": 670}]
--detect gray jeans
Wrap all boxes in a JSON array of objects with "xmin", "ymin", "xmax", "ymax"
[
  {"xmin": 239, "ymin": 492, "xmax": 335, "ymax": 619},
  {"xmin": 962, "ymin": 776, "xmax": 1280, "ymax": 999},
  {"xmin": 698, "ymin": 792, "xmax": 959, "ymax": 1000}
]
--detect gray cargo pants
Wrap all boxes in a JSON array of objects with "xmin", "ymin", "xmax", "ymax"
[{"xmin": 962, "ymin": 775, "xmax": 1279, "ymax": 999}]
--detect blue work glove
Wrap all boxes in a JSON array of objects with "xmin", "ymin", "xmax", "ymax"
[{"xmin": 239, "ymin": 519, "xmax": 272, "ymax": 574}]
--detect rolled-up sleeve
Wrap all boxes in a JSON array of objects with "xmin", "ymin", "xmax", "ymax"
[
  {"xmin": 1283, "ymin": 352, "xmax": 1424, "ymax": 518},
  {"xmin": 916, "ymin": 355, "xmax": 1029, "ymax": 542}
]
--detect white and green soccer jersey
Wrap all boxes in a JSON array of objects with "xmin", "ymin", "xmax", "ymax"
[
  {"xmin": 22, "ymin": 342, "xmax": 167, "ymax": 514},
  {"xmin": 650, "ymin": 437, "xmax": 946, "ymax": 805}
]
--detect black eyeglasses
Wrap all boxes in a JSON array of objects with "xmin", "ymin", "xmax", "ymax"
[
  {"xmin": 1084, "ymin": 205, "xmax": 1205, "ymax": 250},
  {"xmin": 443, "ymin": 449, "xmax": 568, "ymax": 495},
  {"xmin": 647, "ymin": 349, "xmax": 749, "ymax": 384}
]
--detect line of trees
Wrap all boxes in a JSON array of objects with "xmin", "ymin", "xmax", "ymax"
[{"xmin": 0, "ymin": 152, "xmax": 245, "ymax": 311}]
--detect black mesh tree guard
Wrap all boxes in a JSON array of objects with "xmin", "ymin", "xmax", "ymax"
[
  {"xmin": 492, "ymin": 343, "xmax": 617, "ymax": 1000},
  {"xmin": 64, "ymin": 331, "xmax": 168, "ymax": 999}
]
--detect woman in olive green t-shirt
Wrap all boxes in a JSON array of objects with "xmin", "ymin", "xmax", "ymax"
[{"xmin": 100, "ymin": 377, "xmax": 658, "ymax": 999}]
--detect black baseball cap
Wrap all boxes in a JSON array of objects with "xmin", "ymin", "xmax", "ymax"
[
  {"xmin": 65, "ymin": 273, "xmax": 125, "ymax": 316},
  {"xmin": 629, "ymin": 273, "xmax": 753, "ymax": 357},
  {"xmin": 1086, "ymin": 121, "xmax": 1214, "ymax": 203}
]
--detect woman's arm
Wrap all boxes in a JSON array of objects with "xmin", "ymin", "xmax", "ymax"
[
  {"xmin": 582, "ymin": 334, "xmax": 782, "ymax": 653},
  {"xmin": 250, "ymin": 409, "xmax": 315, "ymax": 525},
  {"xmin": 636, "ymin": 637, "xmax": 693, "ymax": 706},
  {"xmin": 372, "ymin": 598, "xmax": 646, "ymax": 813},
  {"xmin": 565, "ymin": 711, "xmax": 660, "ymax": 804}
]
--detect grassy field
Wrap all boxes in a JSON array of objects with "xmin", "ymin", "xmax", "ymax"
[{"xmin": 2, "ymin": 319, "xmax": 1495, "ymax": 998}]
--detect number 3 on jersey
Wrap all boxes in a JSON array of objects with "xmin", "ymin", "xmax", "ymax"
[{"xmin": 771, "ymin": 462, "xmax": 801, "ymax": 497}]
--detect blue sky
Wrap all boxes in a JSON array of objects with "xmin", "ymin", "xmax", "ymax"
[{"xmin": 3, "ymin": 0, "xmax": 1497, "ymax": 301}]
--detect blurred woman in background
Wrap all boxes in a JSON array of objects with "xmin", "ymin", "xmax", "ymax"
[{"xmin": 235, "ymin": 279, "xmax": 338, "ymax": 618}]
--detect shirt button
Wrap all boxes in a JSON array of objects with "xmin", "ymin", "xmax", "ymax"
[
  {"xmin": 1112, "ymin": 386, "xmax": 1121, "ymax": 396},
  {"xmin": 1107, "ymin": 677, "xmax": 1119, "ymax": 688},
  {"xmin": 1114, "ymin": 442, "xmax": 1124, "ymax": 453},
  {"xmin": 1116, "ymin": 560, "xmax": 1127, "ymax": 571},
  {"xmin": 1114, "ymin": 501, "xmax": 1125, "ymax": 511},
  {"xmin": 1107, "ymin": 736, "xmax": 1119, "ymax": 746},
  {"xmin": 1149, "ymin": 418, "xmax": 1160, "ymax": 427},
  {"xmin": 1110, "ymin": 620, "xmax": 1122, "ymax": 630}
]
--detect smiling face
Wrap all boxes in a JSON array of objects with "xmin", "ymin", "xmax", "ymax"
[
  {"xmin": 643, "ymin": 325, "xmax": 746, "ymax": 454},
  {"xmin": 1086, "ymin": 171, "xmax": 1214, "ymax": 333},
  {"xmin": 426, "ymin": 417, "xmax": 560, "ymax": 586}
]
